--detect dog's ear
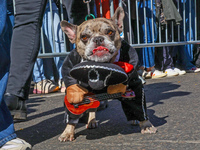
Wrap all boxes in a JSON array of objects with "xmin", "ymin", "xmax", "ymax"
[
  {"xmin": 60, "ymin": 20, "xmax": 77, "ymax": 43},
  {"xmin": 111, "ymin": 7, "xmax": 125, "ymax": 33}
]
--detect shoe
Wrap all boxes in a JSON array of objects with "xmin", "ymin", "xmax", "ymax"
[
  {"xmin": 173, "ymin": 68, "xmax": 186, "ymax": 75},
  {"xmin": 4, "ymin": 93, "xmax": 27, "ymax": 120},
  {"xmin": 165, "ymin": 68, "xmax": 179, "ymax": 77},
  {"xmin": 1, "ymin": 138, "xmax": 32, "ymax": 150},
  {"xmin": 186, "ymin": 67, "xmax": 200, "ymax": 73},
  {"xmin": 151, "ymin": 68, "xmax": 167, "ymax": 79},
  {"xmin": 33, "ymin": 79, "xmax": 59, "ymax": 94},
  {"xmin": 137, "ymin": 69, "xmax": 152, "ymax": 79}
]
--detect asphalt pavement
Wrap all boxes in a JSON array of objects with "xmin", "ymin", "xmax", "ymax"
[{"xmin": 14, "ymin": 72, "xmax": 200, "ymax": 150}]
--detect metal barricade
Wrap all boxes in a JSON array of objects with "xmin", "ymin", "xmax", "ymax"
[{"xmin": 38, "ymin": 0, "xmax": 200, "ymax": 58}]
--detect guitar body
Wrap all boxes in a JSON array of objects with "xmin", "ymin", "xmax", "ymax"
[
  {"xmin": 64, "ymin": 90, "xmax": 135, "ymax": 115},
  {"xmin": 64, "ymin": 95, "xmax": 100, "ymax": 115}
]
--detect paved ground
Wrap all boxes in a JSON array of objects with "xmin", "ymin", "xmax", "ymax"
[{"xmin": 14, "ymin": 73, "xmax": 200, "ymax": 150}]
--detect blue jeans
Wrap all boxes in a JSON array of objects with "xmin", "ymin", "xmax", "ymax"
[
  {"xmin": 137, "ymin": 0, "xmax": 157, "ymax": 68},
  {"xmin": 0, "ymin": 0, "xmax": 16, "ymax": 147},
  {"xmin": 175, "ymin": 0, "xmax": 196, "ymax": 70},
  {"xmin": 33, "ymin": 0, "xmax": 65, "ymax": 83}
]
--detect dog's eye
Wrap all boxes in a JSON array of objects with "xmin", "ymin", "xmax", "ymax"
[
  {"xmin": 107, "ymin": 30, "xmax": 114, "ymax": 36},
  {"xmin": 81, "ymin": 35, "xmax": 88, "ymax": 41}
]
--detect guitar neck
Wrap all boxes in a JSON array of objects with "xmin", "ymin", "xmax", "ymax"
[{"xmin": 84, "ymin": 92, "xmax": 122, "ymax": 102}]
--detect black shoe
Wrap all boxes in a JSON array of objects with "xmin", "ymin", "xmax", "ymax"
[{"xmin": 4, "ymin": 93, "xmax": 27, "ymax": 120}]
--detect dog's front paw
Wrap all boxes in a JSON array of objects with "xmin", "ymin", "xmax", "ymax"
[
  {"xmin": 86, "ymin": 118, "xmax": 98, "ymax": 129},
  {"xmin": 58, "ymin": 124, "xmax": 75, "ymax": 142},
  {"xmin": 139, "ymin": 120, "xmax": 157, "ymax": 134}
]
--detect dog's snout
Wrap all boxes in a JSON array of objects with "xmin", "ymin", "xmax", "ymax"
[{"xmin": 93, "ymin": 36, "xmax": 104, "ymax": 46}]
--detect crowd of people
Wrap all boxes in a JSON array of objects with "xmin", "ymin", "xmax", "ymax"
[{"xmin": 0, "ymin": 0, "xmax": 199, "ymax": 149}]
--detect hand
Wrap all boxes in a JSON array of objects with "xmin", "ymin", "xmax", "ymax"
[
  {"xmin": 67, "ymin": 84, "xmax": 88, "ymax": 104},
  {"xmin": 107, "ymin": 83, "xmax": 127, "ymax": 94}
]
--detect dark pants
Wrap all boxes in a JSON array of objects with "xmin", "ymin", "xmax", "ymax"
[
  {"xmin": 63, "ymin": 0, "xmax": 95, "ymax": 25},
  {"xmin": 156, "ymin": 46, "xmax": 174, "ymax": 71},
  {"xmin": 6, "ymin": 0, "xmax": 48, "ymax": 100}
]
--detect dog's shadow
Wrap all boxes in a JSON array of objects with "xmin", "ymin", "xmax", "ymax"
[
  {"xmin": 75, "ymin": 100, "xmax": 167, "ymax": 140},
  {"xmin": 75, "ymin": 81, "xmax": 190, "ymax": 140}
]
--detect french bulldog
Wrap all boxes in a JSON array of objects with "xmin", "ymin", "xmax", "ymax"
[{"xmin": 58, "ymin": 7, "xmax": 157, "ymax": 142}]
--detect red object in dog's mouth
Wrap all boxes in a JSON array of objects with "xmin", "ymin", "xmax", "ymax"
[{"xmin": 93, "ymin": 46, "xmax": 109, "ymax": 53}]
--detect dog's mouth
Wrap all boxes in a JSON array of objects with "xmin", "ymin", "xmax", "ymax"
[{"xmin": 92, "ymin": 46, "xmax": 110, "ymax": 57}]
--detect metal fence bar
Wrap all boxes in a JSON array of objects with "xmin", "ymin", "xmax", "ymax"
[
  {"xmin": 128, "ymin": 0, "xmax": 133, "ymax": 44},
  {"xmin": 59, "ymin": 0, "xmax": 67, "ymax": 52},
  {"xmin": 165, "ymin": 23, "xmax": 168, "ymax": 43},
  {"xmin": 49, "ymin": 0, "xmax": 56, "ymax": 53},
  {"xmin": 183, "ymin": 0, "xmax": 186, "ymax": 41},
  {"xmin": 99, "ymin": 0, "xmax": 103, "ymax": 17},
  {"xmin": 177, "ymin": 0, "xmax": 180, "ymax": 42},
  {"xmin": 110, "ymin": 0, "xmax": 114, "ymax": 17},
  {"xmin": 151, "ymin": 0, "xmax": 154, "ymax": 43},
  {"xmin": 136, "ymin": 0, "xmax": 140, "ymax": 44},
  {"xmin": 40, "ymin": 30, "xmax": 45, "ymax": 54},
  {"xmin": 189, "ymin": 0, "xmax": 191, "ymax": 41},
  {"xmin": 130, "ymin": 41, "xmax": 200, "ymax": 48},
  {"xmin": 143, "ymin": 0, "xmax": 147, "ymax": 44},
  {"xmin": 118, "ymin": 0, "xmax": 122, "ymax": 7},
  {"xmin": 194, "ymin": 0, "xmax": 197, "ymax": 41},
  {"xmin": 171, "ymin": 21, "xmax": 174, "ymax": 42}
]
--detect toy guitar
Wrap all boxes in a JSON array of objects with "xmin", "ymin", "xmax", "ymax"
[{"xmin": 64, "ymin": 89, "xmax": 135, "ymax": 115}]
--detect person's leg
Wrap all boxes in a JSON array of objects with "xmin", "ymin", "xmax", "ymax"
[
  {"xmin": 156, "ymin": 46, "xmax": 174, "ymax": 70},
  {"xmin": 175, "ymin": 0, "xmax": 200, "ymax": 72},
  {"xmin": 0, "ymin": 73, "xmax": 17, "ymax": 147},
  {"xmin": 0, "ymin": 2, "xmax": 31, "ymax": 148},
  {"xmin": 137, "ymin": 0, "xmax": 157, "ymax": 69},
  {"xmin": 0, "ymin": 2, "xmax": 16, "ymax": 142},
  {"xmin": 6, "ymin": 0, "xmax": 48, "ymax": 99},
  {"xmin": 5, "ymin": 0, "xmax": 48, "ymax": 120},
  {"xmin": 137, "ymin": 0, "xmax": 166, "ymax": 78},
  {"xmin": 176, "ymin": 45, "xmax": 197, "ymax": 70}
]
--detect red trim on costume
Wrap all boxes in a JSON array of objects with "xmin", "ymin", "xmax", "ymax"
[{"xmin": 114, "ymin": 61, "xmax": 134, "ymax": 73}]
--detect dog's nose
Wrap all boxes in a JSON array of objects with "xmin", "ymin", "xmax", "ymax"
[{"xmin": 93, "ymin": 36, "xmax": 104, "ymax": 46}]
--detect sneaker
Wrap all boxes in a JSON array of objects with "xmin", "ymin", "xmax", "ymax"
[
  {"xmin": 151, "ymin": 68, "xmax": 167, "ymax": 79},
  {"xmin": 173, "ymin": 68, "xmax": 186, "ymax": 75},
  {"xmin": 186, "ymin": 67, "xmax": 200, "ymax": 73},
  {"xmin": 165, "ymin": 68, "xmax": 179, "ymax": 77},
  {"xmin": 137, "ymin": 69, "xmax": 151, "ymax": 79},
  {"xmin": 4, "ymin": 93, "xmax": 27, "ymax": 120},
  {"xmin": 33, "ymin": 79, "xmax": 59, "ymax": 94},
  {"xmin": 1, "ymin": 138, "xmax": 32, "ymax": 150}
]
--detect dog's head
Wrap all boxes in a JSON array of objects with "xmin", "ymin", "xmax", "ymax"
[{"xmin": 60, "ymin": 7, "xmax": 124, "ymax": 62}]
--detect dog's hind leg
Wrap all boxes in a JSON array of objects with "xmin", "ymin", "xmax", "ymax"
[{"xmin": 86, "ymin": 109, "xmax": 98, "ymax": 129}]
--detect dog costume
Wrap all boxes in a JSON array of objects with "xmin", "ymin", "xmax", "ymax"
[{"xmin": 62, "ymin": 39, "xmax": 149, "ymax": 124}]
